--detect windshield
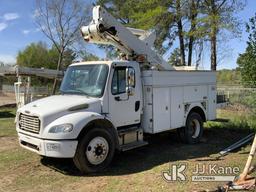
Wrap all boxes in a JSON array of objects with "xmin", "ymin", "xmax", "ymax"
[{"xmin": 60, "ymin": 64, "xmax": 109, "ymax": 97}]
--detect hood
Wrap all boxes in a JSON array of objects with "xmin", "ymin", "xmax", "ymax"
[{"xmin": 18, "ymin": 95, "xmax": 101, "ymax": 126}]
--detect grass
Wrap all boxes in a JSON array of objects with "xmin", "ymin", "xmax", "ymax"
[
  {"xmin": 205, "ymin": 108, "xmax": 256, "ymax": 132},
  {"xmin": 0, "ymin": 149, "xmax": 31, "ymax": 169},
  {"xmin": 0, "ymin": 106, "xmax": 255, "ymax": 192},
  {"xmin": 0, "ymin": 107, "xmax": 17, "ymax": 137},
  {"xmin": 228, "ymin": 91, "xmax": 256, "ymax": 113}
]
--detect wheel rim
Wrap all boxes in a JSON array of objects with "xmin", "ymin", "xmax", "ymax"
[
  {"xmin": 189, "ymin": 119, "xmax": 200, "ymax": 139},
  {"xmin": 86, "ymin": 136, "xmax": 109, "ymax": 165}
]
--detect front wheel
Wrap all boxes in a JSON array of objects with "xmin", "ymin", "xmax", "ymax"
[
  {"xmin": 73, "ymin": 128, "xmax": 115, "ymax": 173},
  {"xmin": 178, "ymin": 112, "xmax": 203, "ymax": 144}
]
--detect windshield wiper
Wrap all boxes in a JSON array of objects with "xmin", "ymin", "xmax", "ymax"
[{"xmin": 61, "ymin": 89, "xmax": 92, "ymax": 97}]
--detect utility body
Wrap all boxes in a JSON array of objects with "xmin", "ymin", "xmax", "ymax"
[{"xmin": 16, "ymin": 6, "xmax": 216, "ymax": 173}]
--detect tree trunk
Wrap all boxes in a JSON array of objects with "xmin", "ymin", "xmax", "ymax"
[
  {"xmin": 196, "ymin": 40, "xmax": 203, "ymax": 68},
  {"xmin": 210, "ymin": 33, "xmax": 217, "ymax": 70},
  {"xmin": 178, "ymin": 21, "xmax": 186, "ymax": 66},
  {"xmin": 210, "ymin": 0, "xmax": 217, "ymax": 71},
  {"xmin": 188, "ymin": 0, "xmax": 197, "ymax": 66},
  {"xmin": 52, "ymin": 50, "xmax": 63, "ymax": 95},
  {"xmin": 176, "ymin": 0, "xmax": 186, "ymax": 66},
  {"xmin": 187, "ymin": 37, "xmax": 193, "ymax": 66}
]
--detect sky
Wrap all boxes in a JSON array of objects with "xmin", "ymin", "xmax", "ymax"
[{"xmin": 0, "ymin": 0, "xmax": 255, "ymax": 70}]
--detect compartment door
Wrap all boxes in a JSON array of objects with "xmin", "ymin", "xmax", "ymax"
[
  {"xmin": 153, "ymin": 88, "xmax": 170, "ymax": 133},
  {"xmin": 208, "ymin": 85, "xmax": 216, "ymax": 120},
  {"xmin": 170, "ymin": 87, "xmax": 184, "ymax": 128}
]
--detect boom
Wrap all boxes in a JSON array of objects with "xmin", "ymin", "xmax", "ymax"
[{"xmin": 80, "ymin": 6, "xmax": 175, "ymax": 70}]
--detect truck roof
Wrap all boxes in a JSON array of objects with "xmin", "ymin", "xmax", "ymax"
[{"xmin": 69, "ymin": 60, "xmax": 132, "ymax": 67}]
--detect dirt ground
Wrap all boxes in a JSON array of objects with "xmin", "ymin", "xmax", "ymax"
[{"xmin": 0, "ymin": 108, "xmax": 255, "ymax": 192}]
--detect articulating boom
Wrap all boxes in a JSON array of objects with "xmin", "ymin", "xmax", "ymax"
[{"xmin": 80, "ymin": 5, "xmax": 174, "ymax": 70}]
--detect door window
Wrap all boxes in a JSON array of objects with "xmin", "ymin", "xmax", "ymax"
[
  {"xmin": 111, "ymin": 67, "xmax": 126, "ymax": 95},
  {"xmin": 111, "ymin": 67, "xmax": 135, "ymax": 95}
]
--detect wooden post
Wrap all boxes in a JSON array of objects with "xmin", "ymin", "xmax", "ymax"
[
  {"xmin": 0, "ymin": 76, "xmax": 3, "ymax": 94},
  {"xmin": 240, "ymin": 133, "xmax": 256, "ymax": 181}
]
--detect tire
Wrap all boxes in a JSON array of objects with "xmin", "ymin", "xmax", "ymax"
[
  {"xmin": 178, "ymin": 112, "xmax": 203, "ymax": 144},
  {"xmin": 73, "ymin": 128, "xmax": 116, "ymax": 173}
]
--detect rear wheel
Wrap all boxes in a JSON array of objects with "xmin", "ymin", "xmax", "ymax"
[
  {"xmin": 73, "ymin": 128, "xmax": 115, "ymax": 173},
  {"xmin": 178, "ymin": 112, "xmax": 203, "ymax": 144}
]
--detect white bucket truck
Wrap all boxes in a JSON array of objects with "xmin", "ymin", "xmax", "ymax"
[{"xmin": 16, "ymin": 6, "xmax": 216, "ymax": 173}]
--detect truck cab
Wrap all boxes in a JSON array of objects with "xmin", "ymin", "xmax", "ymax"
[
  {"xmin": 61, "ymin": 60, "xmax": 143, "ymax": 128},
  {"xmin": 17, "ymin": 61, "xmax": 145, "ymax": 173}
]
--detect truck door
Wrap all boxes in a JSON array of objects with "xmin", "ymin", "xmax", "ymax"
[{"xmin": 108, "ymin": 64, "xmax": 142, "ymax": 127}]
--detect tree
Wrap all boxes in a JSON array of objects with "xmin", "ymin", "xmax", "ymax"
[
  {"xmin": 17, "ymin": 42, "xmax": 76, "ymax": 70},
  {"xmin": 17, "ymin": 42, "xmax": 77, "ymax": 85},
  {"xmin": 187, "ymin": 0, "xmax": 201, "ymax": 66},
  {"xmin": 217, "ymin": 69, "xmax": 241, "ymax": 85},
  {"xmin": 35, "ymin": 0, "xmax": 89, "ymax": 94},
  {"xmin": 168, "ymin": 48, "xmax": 182, "ymax": 66},
  {"xmin": 165, "ymin": 0, "xmax": 200, "ymax": 66},
  {"xmin": 171, "ymin": 0, "xmax": 186, "ymax": 65},
  {"xmin": 98, "ymin": 0, "xmax": 199, "ymax": 66},
  {"xmin": 81, "ymin": 52, "xmax": 100, "ymax": 61},
  {"xmin": 17, "ymin": 42, "xmax": 50, "ymax": 68},
  {"xmin": 202, "ymin": 0, "xmax": 245, "ymax": 70},
  {"xmin": 48, "ymin": 46, "xmax": 77, "ymax": 69},
  {"xmin": 97, "ymin": 0, "xmax": 174, "ymax": 54},
  {"xmin": 237, "ymin": 13, "xmax": 256, "ymax": 87},
  {"xmin": 98, "ymin": 0, "xmax": 245, "ymax": 69},
  {"xmin": 17, "ymin": 42, "xmax": 52, "ymax": 86}
]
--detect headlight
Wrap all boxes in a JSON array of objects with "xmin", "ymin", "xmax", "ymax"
[{"xmin": 48, "ymin": 123, "xmax": 73, "ymax": 133}]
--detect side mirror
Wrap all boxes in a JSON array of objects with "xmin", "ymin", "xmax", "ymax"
[{"xmin": 126, "ymin": 67, "xmax": 135, "ymax": 96}]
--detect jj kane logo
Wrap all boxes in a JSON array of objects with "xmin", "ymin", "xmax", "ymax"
[
  {"xmin": 162, "ymin": 163, "xmax": 187, "ymax": 182},
  {"xmin": 162, "ymin": 163, "xmax": 240, "ymax": 182}
]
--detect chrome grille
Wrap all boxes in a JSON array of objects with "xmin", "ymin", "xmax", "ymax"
[{"xmin": 19, "ymin": 113, "xmax": 40, "ymax": 134}]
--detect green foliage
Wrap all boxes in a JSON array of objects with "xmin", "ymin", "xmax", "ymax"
[
  {"xmin": 237, "ymin": 13, "xmax": 256, "ymax": 87},
  {"xmin": 98, "ymin": 0, "xmax": 174, "ymax": 54},
  {"xmin": 241, "ymin": 92, "xmax": 256, "ymax": 112},
  {"xmin": 205, "ymin": 109, "xmax": 256, "ymax": 131},
  {"xmin": 227, "ymin": 90, "xmax": 256, "ymax": 113},
  {"xmin": 48, "ymin": 46, "xmax": 77, "ymax": 69},
  {"xmin": 16, "ymin": 42, "xmax": 77, "ymax": 86},
  {"xmin": 217, "ymin": 69, "xmax": 241, "ymax": 85},
  {"xmin": 247, "ymin": 14, "xmax": 256, "ymax": 50},
  {"xmin": 98, "ymin": 0, "xmax": 245, "ymax": 68},
  {"xmin": 17, "ymin": 42, "xmax": 50, "ymax": 69},
  {"xmin": 17, "ymin": 42, "xmax": 76, "ymax": 70},
  {"xmin": 201, "ymin": 1, "xmax": 244, "ymax": 36},
  {"xmin": 62, "ymin": 49, "xmax": 77, "ymax": 68},
  {"xmin": 168, "ymin": 48, "xmax": 182, "ymax": 66},
  {"xmin": 80, "ymin": 52, "xmax": 100, "ymax": 61},
  {"xmin": 237, "ymin": 48, "xmax": 256, "ymax": 87}
]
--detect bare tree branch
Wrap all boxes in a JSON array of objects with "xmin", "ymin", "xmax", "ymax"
[{"xmin": 34, "ymin": 0, "xmax": 89, "ymax": 94}]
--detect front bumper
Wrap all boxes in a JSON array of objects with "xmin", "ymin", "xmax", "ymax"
[{"xmin": 18, "ymin": 133, "xmax": 78, "ymax": 158}]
